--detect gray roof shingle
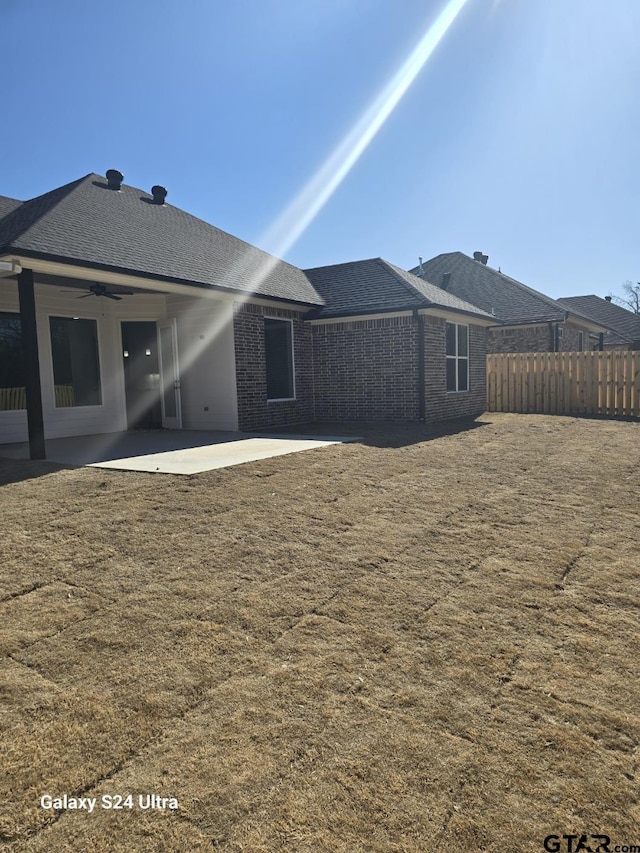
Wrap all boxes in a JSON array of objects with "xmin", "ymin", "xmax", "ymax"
[
  {"xmin": 0, "ymin": 195, "xmax": 23, "ymax": 221},
  {"xmin": 0, "ymin": 173, "xmax": 323, "ymax": 306},
  {"xmin": 304, "ymin": 257, "xmax": 494, "ymax": 320},
  {"xmin": 411, "ymin": 252, "xmax": 575, "ymax": 324},
  {"xmin": 557, "ymin": 295, "xmax": 640, "ymax": 345}
]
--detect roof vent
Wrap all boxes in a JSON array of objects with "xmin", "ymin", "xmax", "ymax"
[
  {"xmin": 151, "ymin": 185, "xmax": 167, "ymax": 205},
  {"xmin": 416, "ymin": 257, "xmax": 424, "ymax": 278},
  {"xmin": 106, "ymin": 169, "xmax": 123, "ymax": 191},
  {"xmin": 441, "ymin": 272, "xmax": 451, "ymax": 290},
  {"xmin": 604, "ymin": 295, "xmax": 612, "ymax": 302},
  {"xmin": 473, "ymin": 251, "xmax": 488, "ymax": 265}
]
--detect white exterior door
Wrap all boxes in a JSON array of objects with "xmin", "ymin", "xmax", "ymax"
[{"xmin": 157, "ymin": 320, "xmax": 182, "ymax": 429}]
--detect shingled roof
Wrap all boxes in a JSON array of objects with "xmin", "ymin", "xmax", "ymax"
[
  {"xmin": 0, "ymin": 195, "xmax": 22, "ymax": 220},
  {"xmin": 304, "ymin": 258, "xmax": 494, "ymax": 320},
  {"xmin": 557, "ymin": 295, "xmax": 640, "ymax": 346},
  {"xmin": 410, "ymin": 252, "xmax": 585, "ymax": 325},
  {"xmin": 0, "ymin": 173, "xmax": 323, "ymax": 306}
]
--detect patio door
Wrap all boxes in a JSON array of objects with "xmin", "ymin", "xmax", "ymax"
[
  {"xmin": 121, "ymin": 321, "xmax": 162, "ymax": 429},
  {"xmin": 158, "ymin": 320, "xmax": 182, "ymax": 429}
]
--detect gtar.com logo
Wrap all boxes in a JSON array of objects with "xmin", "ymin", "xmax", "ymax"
[{"xmin": 543, "ymin": 836, "xmax": 639, "ymax": 853}]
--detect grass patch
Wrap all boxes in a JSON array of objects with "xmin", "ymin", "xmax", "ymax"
[{"xmin": 1, "ymin": 413, "xmax": 639, "ymax": 851}]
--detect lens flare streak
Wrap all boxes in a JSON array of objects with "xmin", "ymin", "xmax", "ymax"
[
  {"xmin": 149, "ymin": 0, "xmax": 470, "ymax": 421},
  {"xmin": 260, "ymin": 0, "xmax": 470, "ymax": 260}
]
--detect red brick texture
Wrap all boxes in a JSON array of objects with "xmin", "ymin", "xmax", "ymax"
[{"xmin": 233, "ymin": 302, "xmax": 313, "ymax": 431}]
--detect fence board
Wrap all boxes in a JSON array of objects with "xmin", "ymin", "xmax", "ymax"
[{"xmin": 487, "ymin": 351, "xmax": 640, "ymax": 418}]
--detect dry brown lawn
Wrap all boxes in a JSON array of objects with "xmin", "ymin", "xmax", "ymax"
[{"xmin": 0, "ymin": 413, "xmax": 638, "ymax": 853}]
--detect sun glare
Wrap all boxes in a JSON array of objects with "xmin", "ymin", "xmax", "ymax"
[
  {"xmin": 164, "ymin": 0, "xmax": 470, "ymax": 405},
  {"xmin": 260, "ymin": 0, "xmax": 470, "ymax": 261}
]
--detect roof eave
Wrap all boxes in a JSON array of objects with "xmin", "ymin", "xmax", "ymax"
[
  {"xmin": 308, "ymin": 302, "xmax": 495, "ymax": 323},
  {"xmin": 2, "ymin": 248, "xmax": 324, "ymax": 308},
  {"xmin": 564, "ymin": 311, "xmax": 616, "ymax": 334},
  {"xmin": 420, "ymin": 305, "xmax": 498, "ymax": 325},
  {"xmin": 307, "ymin": 303, "xmax": 425, "ymax": 321}
]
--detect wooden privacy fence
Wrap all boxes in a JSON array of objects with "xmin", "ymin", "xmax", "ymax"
[{"xmin": 487, "ymin": 351, "xmax": 640, "ymax": 417}]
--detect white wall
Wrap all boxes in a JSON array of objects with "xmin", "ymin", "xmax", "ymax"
[
  {"xmin": 0, "ymin": 279, "xmax": 239, "ymax": 444},
  {"xmin": 0, "ymin": 279, "xmax": 167, "ymax": 443},
  {"xmin": 166, "ymin": 295, "xmax": 238, "ymax": 431}
]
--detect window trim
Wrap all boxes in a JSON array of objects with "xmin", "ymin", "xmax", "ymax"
[
  {"xmin": 48, "ymin": 314, "xmax": 105, "ymax": 409},
  {"xmin": 264, "ymin": 316, "xmax": 296, "ymax": 402},
  {"xmin": 445, "ymin": 321, "xmax": 469, "ymax": 394}
]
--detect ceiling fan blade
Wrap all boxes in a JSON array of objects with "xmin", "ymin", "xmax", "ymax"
[
  {"xmin": 105, "ymin": 293, "xmax": 122, "ymax": 300},
  {"xmin": 77, "ymin": 292, "xmax": 94, "ymax": 298}
]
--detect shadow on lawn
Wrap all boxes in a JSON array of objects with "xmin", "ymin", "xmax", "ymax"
[
  {"xmin": 286, "ymin": 416, "xmax": 492, "ymax": 449},
  {"xmin": 0, "ymin": 458, "xmax": 71, "ymax": 487}
]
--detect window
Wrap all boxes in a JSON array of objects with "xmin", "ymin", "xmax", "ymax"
[
  {"xmin": 0, "ymin": 312, "xmax": 25, "ymax": 411},
  {"xmin": 50, "ymin": 317, "xmax": 102, "ymax": 407},
  {"xmin": 264, "ymin": 318, "xmax": 294, "ymax": 400},
  {"xmin": 445, "ymin": 322, "xmax": 469, "ymax": 392}
]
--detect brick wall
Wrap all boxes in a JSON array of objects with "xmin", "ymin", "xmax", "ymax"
[
  {"xmin": 311, "ymin": 315, "xmax": 419, "ymax": 421},
  {"xmin": 561, "ymin": 321, "xmax": 592, "ymax": 351},
  {"xmin": 489, "ymin": 321, "xmax": 595, "ymax": 353},
  {"xmin": 236, "ymin": 306, "xmax": 489, "ymax": 428},
  {"xmin": 233, "ymin": 302, "xmax": 313, "ymax": 430},
  {"xmin": 488, "ymin": 324, "xmax": 552, "ymax": 353},
  {"xmin": 311, "ymin": 314, "xmax": 488, "ymax": 423},
  {"xmin": 604, "ymin": 342, "xmax": 640, "ymax": 351},
  {"xmin": 423, "ymin": 316, "xmax": 487, "ymax": 422}
]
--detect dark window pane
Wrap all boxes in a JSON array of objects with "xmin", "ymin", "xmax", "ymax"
[
  {"xmin": 0, "ymin": 313, "xmax": 25, "ymax": 410},
  {"xmin": 265, "ymin": 318, "xmax": 294, "ymax": 400},
  {"xmin": 458, "ymin": 357, "xmax": 469, "ymax": 391},
  {"xmin": 445, "ymin": 322, "xmax": 456, "ymax": 356},
  {"xmin": 50, "ymin": 317, "xmax": 102, "ymax": 407},
  {"xmin": 446, "ymin": 358, "xmax": 457, "ymax": 391},
  {"xmin": 160, "ymin": 326, "xmax": 177, "ymax": 418},
  {"xmin": 457, "ymin": 325, "xmax": 468, "ymax": 357}
]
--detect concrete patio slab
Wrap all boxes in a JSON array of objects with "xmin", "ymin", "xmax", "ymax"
[{"xmin": 0, "ymin": 430, "xmax": 358, "ymax": 475}]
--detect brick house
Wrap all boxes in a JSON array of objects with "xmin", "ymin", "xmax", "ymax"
[
  {"xmin": 0, "ymin": 171, "xmax": 493, "ymax": 460},
  {"xmin": 409, "ymin": 252, "xmax": 609, "ymax": 353},
  {"xmin": 305, "ymin": 259, "xmax": 493, "ymax": 423},
  {"xmin": 557, "ymin": 296, "xmax": 640, "ymax": 350}
]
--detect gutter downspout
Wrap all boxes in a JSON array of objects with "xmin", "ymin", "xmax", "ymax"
[
  {"xmin": 548, "ymin": 321, "xmax": 555, "ymax": 352},
  {"xmin": 413, "ymin": 310, "xmax": 426, "ymax": 421}
]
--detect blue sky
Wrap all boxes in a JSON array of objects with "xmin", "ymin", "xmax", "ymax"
[{"xmin": 3, "ymin": 0, "xmax": 639, "ymax": 300}]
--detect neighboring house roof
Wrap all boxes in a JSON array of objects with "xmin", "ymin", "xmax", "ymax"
[
  {"xmin": 0, "ymin": 195, "xmax": 22, "ymax": 220},
  {"xmin": 557, "ymin": 295, "xmax": 640, "ymax": 346},
  {"xmin": 0, "ymin": 173, "xmax": 323, "ymax": 307},
  {"xmin": 304, "ymin": 257, "xmax": 494, "ymax": 320},
  {"xmin": 410, "ymin": 252, "xmax": 605, "ymax": 328}
]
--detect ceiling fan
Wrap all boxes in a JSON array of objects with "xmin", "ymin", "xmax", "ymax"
[{"xmin": 61, "ymin": 283, "xmax": 134, "ymax": 301}]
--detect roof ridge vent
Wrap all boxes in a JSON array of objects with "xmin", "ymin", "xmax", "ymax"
[
  {"xmin": 106, "ymin": 169, "xmax": 123, "ymax": 191},
  {"xmin": 151, "ymin": 185, "xmax": 167, "ymax": 205}
]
